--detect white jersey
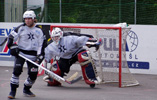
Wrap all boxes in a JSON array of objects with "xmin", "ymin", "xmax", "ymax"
[
  {"xmin": 45, "ymin": 35, "xmax": 89, "ymax": 62},
  {"xmin": 10, "ymin": 24, "xmax": 44, "ymax": 60}
]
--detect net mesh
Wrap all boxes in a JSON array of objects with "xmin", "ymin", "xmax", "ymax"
[
  {"xmin": 1, "ymin": 1, "xmax": 157, "ymax": 25},
  {"xmin": 51, "ymin": 25, "xmax": 139, "ymax": 87}
]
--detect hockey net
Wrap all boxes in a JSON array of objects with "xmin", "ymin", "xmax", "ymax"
[{"xmin": 50, "ymin": 25, "xmax": 139, "ymax": 87}]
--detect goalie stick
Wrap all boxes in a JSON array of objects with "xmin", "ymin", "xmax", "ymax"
[
  {"xmin": 39, "ymin": 59, "xmax": 82, "ymax": 83},
  {"xmin": 19, "ymin": 54, "xmax": 82, "ymax": 84},
  {"xmin": 66, "ymin": 72, "xmax": 78, "ymax": 81},
  {"xmin": 66, "ymin": 72, "xmax": 82, "ymax": 84}
]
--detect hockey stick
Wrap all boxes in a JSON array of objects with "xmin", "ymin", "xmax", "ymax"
[
  {"xmin": 66, "ymin": 72, "xmax": 78, "ymax": 81},
  {"xmin": 19, "ymin": 54, "xmax": 82, "ymax": 84},
  {"xmin": 70, "ymin": 76, "xmax": 82, "ymax": 84},
  {"xmin": 0, "ymin": 38, "xmax": 7, "ymax": 46},
  {"xmin": 39, "ymin": 59, "xmax": 81, "ymax": 82}
]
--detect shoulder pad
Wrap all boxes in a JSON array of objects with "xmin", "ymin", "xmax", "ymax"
[
  {"xmin": 14, "ymin": 23, "xmax": 26, "ymax": 33},
  {"xmin": 35, "ymin": 25, "xmax": 42, "ymax": 29}
]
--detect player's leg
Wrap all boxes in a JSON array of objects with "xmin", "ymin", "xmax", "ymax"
[
  {"xmin": 59, "ymin": 58, "xmax": 75, "ymax": 76},
  {"xmin": 8, "ymin": 56, "xmax": 25, "ymax": 99},
  {"xmin": 23, "ymin": 61, "xmax": 38, "ymax": 97},
  {"xmin": 78, "ymin": 50, "xmax": 101, "ymax": 86}
]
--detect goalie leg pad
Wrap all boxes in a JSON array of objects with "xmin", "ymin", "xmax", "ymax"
[
  {"xmin": 43, "ymin": 61, "xmax": 61, "ymax": 86},
  {"xmin": 78, "ymin": 50, "xmax": 100, "ymax": 85}
]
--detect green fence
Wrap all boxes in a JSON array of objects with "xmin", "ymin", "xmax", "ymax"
[{"xmin": 1, "ymin": 0, "xmax": 157, "ymax": 25}]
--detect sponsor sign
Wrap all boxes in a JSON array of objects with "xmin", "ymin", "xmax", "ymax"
[
  {"xmin": 0, "ymin": 23, "xmax": 21, "ymax": 61},
  {"xmin": 0, "ymin": 23, "xmax": 157, "ymax": 74},
  {"xmin": 126, "ymin": 30, "xmax": 149, "ymax": 69}
]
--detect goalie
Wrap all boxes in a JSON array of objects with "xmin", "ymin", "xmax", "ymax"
[{"xmin": 43, "ymin": 27, "xmax": 101, "ymax": 87}]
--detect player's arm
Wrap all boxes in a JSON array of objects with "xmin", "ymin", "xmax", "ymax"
[
  {"xmin": 36, "ymin": 29, "xmax": 45, "ymax": 64},
  {"xmin": 64, "ymin": 32, "xmax": 94, "ymax": 38},
  {"xmin": 7, "ymin": 24, "xmax": 25, "ymax": 48},
  {"xmin": 44, "ymin": 43, "xmax": 55, "ymax": 63},
  {"xmin": 65, "ymin": 32, "xmax": 101, "ymax": 51},
  {"xmin": 7, "ymin": 34, "xmax": 19, "ymax": 57},
  {"xmin": 7, "ymin": 24, "xmax": 24, "ymax": 56},
  {"xmin": 73, "ymin": 35, "xmax": 100, "ymax": 51},
  {"xmin": 36, "ymin": 37, "xmax": 54, "ymax": 64},
  {"xmin": 7, "ymin": 34, "xmax": 14, "ymax": 49}
]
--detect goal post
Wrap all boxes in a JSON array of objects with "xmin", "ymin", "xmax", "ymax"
[{"xmin": 50, "ymin": 25, "xmax": 139, "ymax": 87}]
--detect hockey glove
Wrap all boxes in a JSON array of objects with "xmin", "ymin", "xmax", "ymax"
[
  {"xmin": 87, "ymin": 38, "xmax": 102, "ymax": 51},
  {"xmin": 95, "ymin": 38, "xmax": 102, "ymax": 51},
  {"xmin": 10, "ymin": 44, "xmax": 19, "ymax": 57},
  {"xmin": 36, "ymin": 54, "xmax": 44, "ymax": 64}
]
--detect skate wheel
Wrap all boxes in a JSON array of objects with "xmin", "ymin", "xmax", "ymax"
[{"xmin": 90, "ymin": 84, "xmax": 95, "ymax": 88}]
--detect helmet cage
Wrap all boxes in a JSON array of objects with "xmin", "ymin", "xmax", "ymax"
[{"xmin": 50, "ymin": 28, "xmax": 63, "ymax": 45}]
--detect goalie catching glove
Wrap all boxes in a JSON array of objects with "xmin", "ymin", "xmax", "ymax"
[{"xmin": 86, "ymin": 38, "xmax": 102, "ymax": 51}]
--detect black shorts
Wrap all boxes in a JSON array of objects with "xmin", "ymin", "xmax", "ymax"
[{"xmin": 58, "ymin": 55, "xmax": 77, "ymax": 75}]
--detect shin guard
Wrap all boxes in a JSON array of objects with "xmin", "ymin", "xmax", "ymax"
[{"xmin": 78, "ymin": 51, "xmax": 101, "ymax": 85}]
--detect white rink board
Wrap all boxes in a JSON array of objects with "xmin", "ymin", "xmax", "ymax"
[
  {"xmin": 0, "ymin": 23, "xmax": 156, "ymax": 75},
  {"xmin": 126, "ymin": 25, "xmax": 157, "ymax": 75}
]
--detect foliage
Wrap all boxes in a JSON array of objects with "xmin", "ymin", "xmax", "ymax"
[{"xmin": 45, "ymin": 0, "xmax": 157, "ymax": 24}]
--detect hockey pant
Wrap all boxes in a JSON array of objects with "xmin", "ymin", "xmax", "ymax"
[{"xmin": 78, "ymin": 50, "xmax": 101, "ymax": 85}]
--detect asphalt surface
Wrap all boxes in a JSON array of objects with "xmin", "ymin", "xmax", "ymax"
[{"xmin": 0, "ymin": 66, "xmax": 157, "ymax": 100}]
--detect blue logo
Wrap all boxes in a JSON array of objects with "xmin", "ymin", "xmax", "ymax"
[
  {"xmin": 126, "ymin": 30, "xmax": 138, "ymax": 52},
  {"xmin": 126, "ymin": 30, "xmax": 149, "ymax": 69}
]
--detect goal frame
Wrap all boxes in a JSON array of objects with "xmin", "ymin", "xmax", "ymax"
[{"xmin": 50, "ymin": 25, "xmax": 123, "ymax": 87}]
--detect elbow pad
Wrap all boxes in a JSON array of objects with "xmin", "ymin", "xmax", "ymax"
[{"xmin": 7, "ymin": 35, "xmax": 14, "ymax": 49}]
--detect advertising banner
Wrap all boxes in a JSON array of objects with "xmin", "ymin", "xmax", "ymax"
[
  {"xmin": 126, "ymin": 25, "xmax": 157, "ymax": 74},
  {"xmin": 0, "ymin": 23, "xmax": 156, "ymax": 75}
]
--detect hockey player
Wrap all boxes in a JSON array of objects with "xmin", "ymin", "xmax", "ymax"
[
  {"xmin": 7, "ymin": 10, "xmax": 44, "ymax": 99},
  {"xmin": 43, "ymin": 27, "xmax": 101, "ymax": 87}
]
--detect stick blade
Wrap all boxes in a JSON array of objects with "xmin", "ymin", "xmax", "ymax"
[
  {"xmin": 66, "ymin": 72, "xmax": 78, "ymax": 81},
  {"xmin": 70, "ymin": 76, "xmax": 82, "ymax": 84}
]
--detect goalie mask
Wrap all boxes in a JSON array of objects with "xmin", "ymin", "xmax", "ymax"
[{"xmin": 50, "ymin": 27, "xmax": 63, "ymax": 45}]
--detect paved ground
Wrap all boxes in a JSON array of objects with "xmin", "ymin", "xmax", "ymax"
[{"xmin": 0, "ymin": 66, "xmax": 157, "ymax": 100}]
